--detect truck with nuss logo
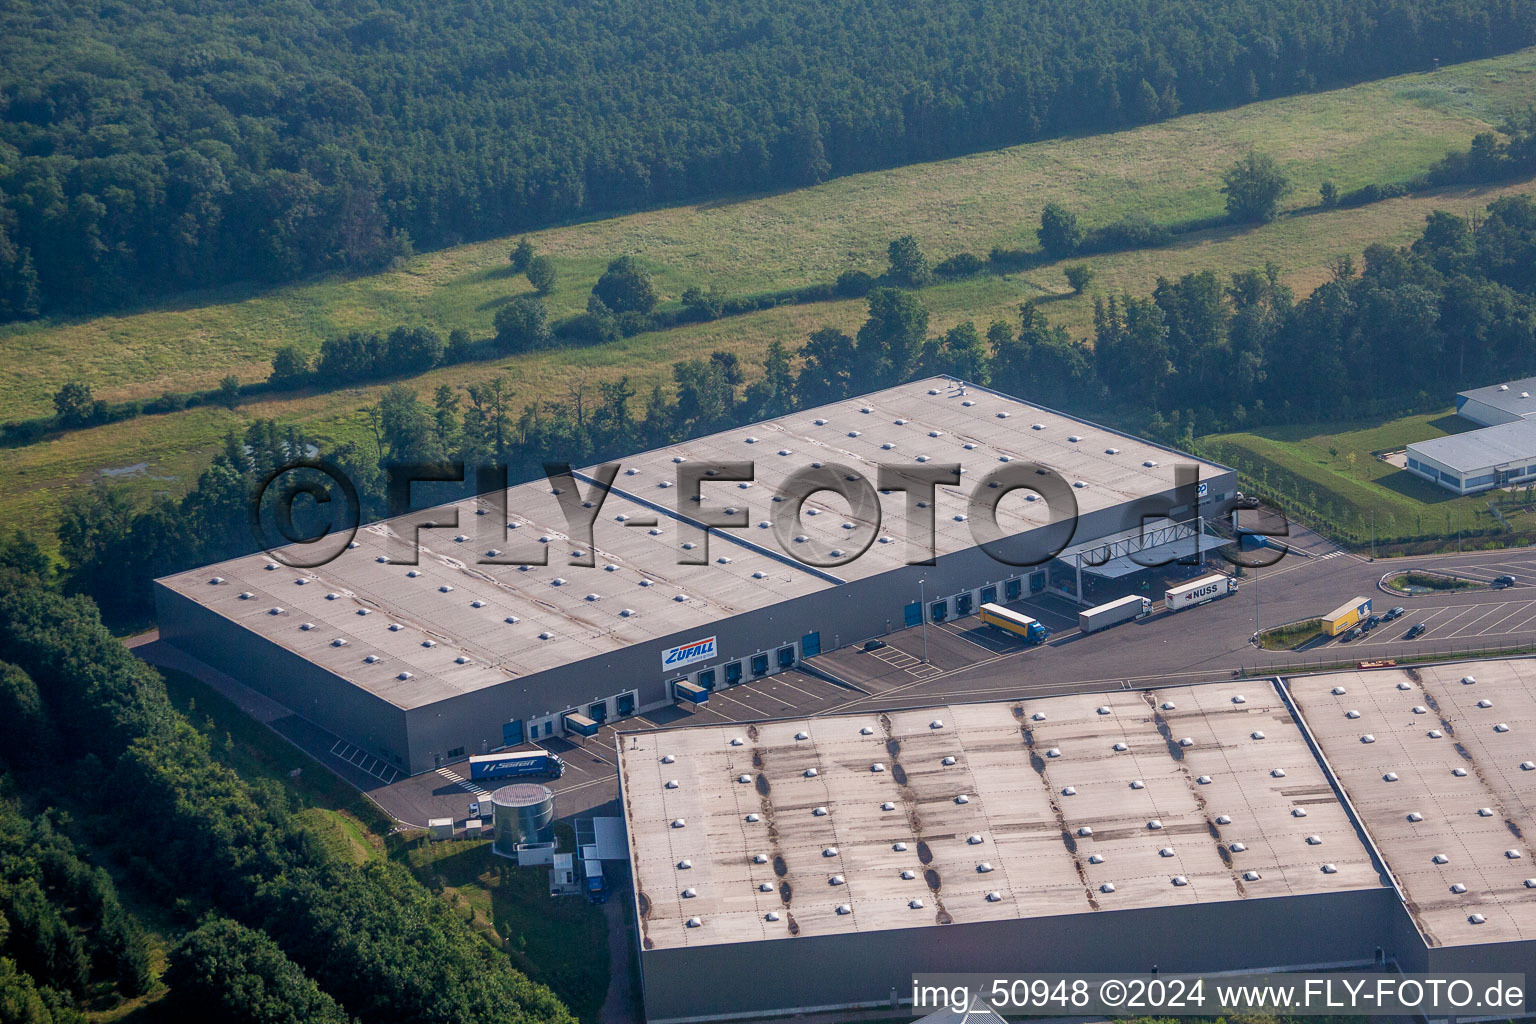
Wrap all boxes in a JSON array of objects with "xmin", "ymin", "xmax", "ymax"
[{"xmin": 1163, "ymin": 573, "xmax": 1238, "ymax": 611}]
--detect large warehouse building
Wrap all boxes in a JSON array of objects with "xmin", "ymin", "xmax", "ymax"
[
  {"xmin": 621, "ymin": 668, "xmax": 1535, "ymax": 1022},
  {"xmin": 1284, "ymin": 661, "xmax": 1536, "ymax": 973},
  {"xmin": 618, "ymin": 683, "xmax": 1394, "ymax": 1022},
  {"xmin": 155, "ymin": 377, "xmax": 1236, "ymax": 775}
]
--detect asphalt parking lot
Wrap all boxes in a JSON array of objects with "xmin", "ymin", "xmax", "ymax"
[{"xmin": 138, "ymin": 531, "xmax": 1536, "ymax": 828}]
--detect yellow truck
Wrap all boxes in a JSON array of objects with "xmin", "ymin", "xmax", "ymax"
[{"xmin": 1322, "ymin": 597, "xmax": 1372, "ymax": 636}]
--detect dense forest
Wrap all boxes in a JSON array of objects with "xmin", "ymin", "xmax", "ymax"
[
  {"xmin": 0, "ymin": 539, "xmax": 577, "ymax": 1023},
  {"xmin": 46, "ymin": 194, "xmax": 1536, "ymax": 618},
  {"xmin": 4, "ymin": 0, "xmax": 1536, "ymax": 320}
]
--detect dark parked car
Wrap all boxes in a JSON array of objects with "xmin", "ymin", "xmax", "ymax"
[
  {"xmin": 1343, "ymin": 626, "xmax": 1363, "ymax": 641},
  {"xmin": 1493, "ymin": 575, "xmax": 1516, "ymax": 588},
  {"xmin": 862, "ymin": 639, "xmax": 887, "ymax": 652},
  {"xmin": 1363, "ymin": 615, "xmax": 1381, "ymax": 630},
  {"xmin": 1405, "ymin": 623, "xmax": 1427, "ymax": 639},
  {"xmin": 1384, "ymin": 606, "xmax": 1405, "ymax": 621}
]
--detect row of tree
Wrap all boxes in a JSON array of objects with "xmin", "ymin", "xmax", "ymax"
[
  {"xmin": 0, "ymin": 546, "xmax": 576, "ymax": 1024},
  {"xmin": 6, "ymin": 0, "xmax": 1535, "ymax": 321},
  {"xmin": 50, "ymin": 195, "xmax": 1536, "ymax": 618}
]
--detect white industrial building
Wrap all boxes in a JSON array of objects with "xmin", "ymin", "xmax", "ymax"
[
  {"xmin": 1407, "ymin": 376, "xmax": 1536, "ymax": 494},
  {"xmin": 156, "ymin": 377, "xmax": 1236, "ymax": 776},
  {"xmin": 1454, "ymin": 376, "xmax": 1536, "ymax": 427}
]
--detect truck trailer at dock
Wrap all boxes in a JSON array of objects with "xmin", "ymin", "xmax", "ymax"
[
  {"xmin": 1164, "ymin": 573, "xmax": 1238, "ymax": 611},
  {"xmin": 1079, "ymin": 595, "xmax": 1153, "ymax": 633},
  {"xmin": 978, "ymin": 603, "xmax": 1050, "ymax": 643}
]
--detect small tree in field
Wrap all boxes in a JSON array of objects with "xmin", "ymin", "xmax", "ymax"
[
  {"xmin": 1222, "ymin": 150, "xmax": 1293, "ymax": 224},
  {"xmin": 886, "ymin": 235, "xmax": 931, "ymax": 287},
  {"xmin": 508, "ymin": 238, "xmax": 534, "ymax": 271},
  {"xmin": 526, "ymin": 254, "xmax": 557, "ymax": 294},
  {"xmin": 1037, "ymin": 203, "xmax": 1081, "ymax": 258},
  {"xmin": 1064, "ymin": 264, "xmax": 1094, "ymax": 294}
]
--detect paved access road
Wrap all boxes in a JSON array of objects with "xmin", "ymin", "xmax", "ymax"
[{"xmin": 136, "ymin": 533, "xmax": 1536, "ymax": 828}]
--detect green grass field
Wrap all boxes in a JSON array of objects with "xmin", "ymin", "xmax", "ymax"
[
  {"xmin": 6, "ymin": 50, "xmax": 1536, "ymax": 548},
  {"xmin": 3, "ymin": 48, "xmax": 1536, "ymax": 421},
  {"xmin": 1199, "ymin": 410, "xmax": 1536, "ymax": 544}
]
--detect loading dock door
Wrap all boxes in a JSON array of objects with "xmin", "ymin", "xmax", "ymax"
[
  {"xmin": 801, "ymin": 631, "xmax": 821, "ymax": 658},
  {"xmin": 502, "ymin": 720, "xmax": 524, "ymax": 747},
  {"xmin": 980, "ymin": 586, "xmax": 997, "ymax": 604},
  {"xmin": 904, "ymin": 602, "xmax": 923, "ymax": 627},
  {"xmin": 930, "ymin": 600, "xmax": 948, "ymax": 622},
  {"xmin": 587, "ymin": 701, "xmax": 609, "ymax": 723},
  {"xmin": 1004, "ymin": 578, "xmax": 1023, "ymax": 600},
  {"xmin": 725, "ymin": 662, "xmax": 743, "ymax": 685},
  {"xmin": 696, "ymin": 667, "xmax": 717, "ymax": 690},
  {"xmin": 751, "ymin": 653, "xmax": 769, "ymax": 676},
  {"xmin": 616, "ymin": 692, "xmax": 636, "ymax": 716},
  {"xmin": 777, "ymin": 645, "xmax": 795, "ymax": 668},
  {"xmin": 956, "ymin": 593, "xmax": 974, "ymax": 616}
]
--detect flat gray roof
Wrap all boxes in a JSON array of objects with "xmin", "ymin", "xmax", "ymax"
[
  {"xmin": 1286, "ymin": 661, "xmax": 1536, "ymax": 948},
  {"xmin": 618, "ymin": 683, "xmax": 1382, "ymax": 951},
  {"xmin": 1458, "ymin": 376, "xmax": 1536, "ymax": 420},
  {"xmin": 1407, "ymin": 419, "xmax": 1536, "ymax": 475},
  {"xmin": 159, "ymin": 377, "xmax": 1227, "ymax": 710}
]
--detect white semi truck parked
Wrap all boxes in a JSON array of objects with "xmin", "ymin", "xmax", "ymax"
[
  {"xmin": 1164, "ymin": 573, "xmax": 1238, "ymax": 611},
  {"xmin": 1078, "ymin": 595, "xmax": 1154, "ymax": 633}
]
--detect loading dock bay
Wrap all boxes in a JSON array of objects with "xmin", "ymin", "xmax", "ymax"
[{"xmin": 137, "ymin": 529, "xmax": 1536, "ymax": 828}]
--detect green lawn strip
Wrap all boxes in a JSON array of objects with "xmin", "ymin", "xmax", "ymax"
[
  {"xmin": 159, "ymin": 667, "xmax": 394, "ymax": 845},
  {"xmin": 1198, "ymin": 411, "xmax": 1534, "ymax": 544},
  {"xmin": 1258, "ymin": 618, "xmax": 1325, "ymax": 650}
]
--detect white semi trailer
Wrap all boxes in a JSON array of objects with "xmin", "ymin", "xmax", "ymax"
[
  {"xmin": 1078, "ymin": 594, "xmax": 1154, "ymax": 633},
  {"xmin": 1164, "ymin": 573, "xmax": 1238, "ymax": 611}
]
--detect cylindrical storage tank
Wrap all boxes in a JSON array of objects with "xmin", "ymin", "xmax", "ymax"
[{"xmin": 491, "ymin": 783, "xmax": 555, "ymax": 856}]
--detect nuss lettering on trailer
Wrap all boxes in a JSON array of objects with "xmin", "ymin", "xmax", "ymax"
[{"xmin": 662, "ymin": 636, "xmax": 717, "ymax": 671}]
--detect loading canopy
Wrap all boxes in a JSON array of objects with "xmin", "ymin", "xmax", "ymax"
[{"xmin": 1057, "ymin": 518, "xmax": 1226, "ymax": 579}]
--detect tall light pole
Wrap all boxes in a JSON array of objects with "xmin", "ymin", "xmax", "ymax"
[{"xmin": 918, "ymin": 577, "xmax": 930, "ymax": 664}]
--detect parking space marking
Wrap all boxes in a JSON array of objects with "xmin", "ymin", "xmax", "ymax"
[
  {"xmin": 940, "ymin": 621, "xmax": 1007, "ymax": 654},
  {"xmin": 1472, "ymin": 602, "xmax": 1532, "ymax": 635},
  {"xmin": 870, "ymin": 646, "xmax": 920, "ymax": 668},
  {"xmin": 329, "ymin": 739, "xmax": 401, "ymax": 784},
  {"xmin": 1444, "ymin": 602, "xmax": 1511, "ymax": 636},
  {"xmin": 435, "ymin": 766, "xmax": 490, "ymax": 797},
  {"xmin": 764, "ymin": 676, "xmax": 821, "ymax": 702},
  {"xmin": 708, "ymin": 688, "xmax": 785, "ymax": 717},
  {"xmin": 1501, "ymin": 603, "xmax": 1536, "ymax": 634}
]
